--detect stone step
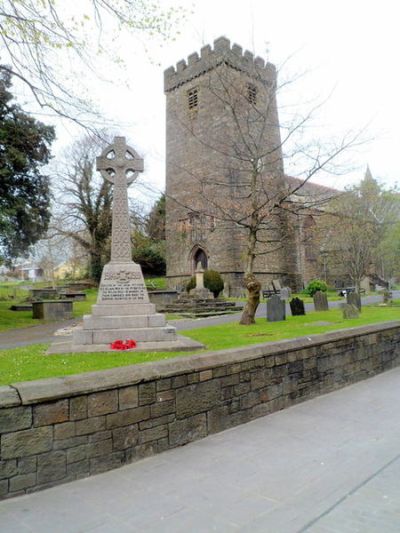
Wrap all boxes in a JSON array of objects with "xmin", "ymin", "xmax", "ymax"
[
  {"xmin": 73, "ymin": 325, "xmax": 176, "ymax": 345},
  {"xmin": 91, "ymin": 303, "xmax": 156, "ymax": 316},
  {"xmin": 82, "ymin": 313, "xmax": 166, "ymax": 330}
]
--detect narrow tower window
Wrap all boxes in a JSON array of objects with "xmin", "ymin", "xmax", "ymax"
[
  {"xmin": 188, "ymin": 87, "xmax": 198, "ymax": 110},
  {"xmin": 247, "ymin": 83, "xmax": 257, "ymax": 105}
]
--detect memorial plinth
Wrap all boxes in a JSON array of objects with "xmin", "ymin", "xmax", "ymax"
[{"xmin": 48, "ymin": 137, "xmax": 203, "ymax": 354}]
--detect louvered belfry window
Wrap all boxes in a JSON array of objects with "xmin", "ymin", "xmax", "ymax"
[
  {"xmin": 188, "ymin": 88, "xmax": 198, "ymax": 110},
  {"xmin": 247, "ymin": 83, "xmax": 257, "ymax": 104}
]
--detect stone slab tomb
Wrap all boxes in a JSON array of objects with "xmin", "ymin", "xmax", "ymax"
[
  {"xmin": 48, "ymin": 137, "xmax": 202, "ymax": 354},
  {"xmin": 313, "ymin": 290, "xmax": 329, "ymax": 311},
  {"xmin": 290, "ymin": 297, "xmax": 306, "ymax": 316},
  {"xmin": 267, "ymin": 294, "xmax": 286, "ymax": 322}
]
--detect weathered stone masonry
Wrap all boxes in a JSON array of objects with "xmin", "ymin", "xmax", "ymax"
[{"xmin": 1, "ymin": 321, "xmax": 400, "ymax": 500}]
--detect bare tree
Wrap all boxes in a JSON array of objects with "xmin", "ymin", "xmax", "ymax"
[
  {"xmin": 0, "ymin": 0, "xmax": 185, "ymax": 126},
  {"xmin": 51, "ymin": 133, "xmax": 114, "ymax": 281},
  {"xmin": 320, "ymin": 169, "xmax": 400, "ymax": 291}
]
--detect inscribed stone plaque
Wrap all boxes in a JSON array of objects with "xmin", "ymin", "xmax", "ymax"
[
  {"xmin": 97, "ymin": 263, "xmax": 149, "ymax": 304},
  {"xmin": 267, "ymin": 294, "xmax": 286, "ymax": 322},
  {"xmin": 290, "ymin": 297, "xmax": 305, "ymax": 316},
  {"xmin": 342, "ymin": 303, "xmax": 359, "ymax": 319},
  {"xmin": 347, "ymin": 292, "xmax": 361, "ymax": 311},
  {"xmin": 313, "ymin": 290, "xmax": 328, "ymax": 311}
]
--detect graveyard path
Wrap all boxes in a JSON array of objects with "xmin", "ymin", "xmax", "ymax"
[
  {"xmin": 1, "ymin": 365, "xmax": 400, "ymax": 532},
  {"xmin": 0, "ymin": 293, "xmax": 394, "ymax": 349}
]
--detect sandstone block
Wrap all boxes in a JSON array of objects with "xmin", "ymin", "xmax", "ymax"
[
  {"xmin": 89, "ymin": 452, "xmax": 125, "ymax": 475},
  {"xmin": 150, "ymin": 400, "xmax": 175, "ymax": 418},
  {"xmin": 53, "ymin": 435, "xmax": 88, "ymax": 450},
  {"xmin": 70, "ymin": 396, "xmax": 88, "ymax": 420},
  {"xmin": 138, "ymin": 383, "xmax": 156, "ymax": 405},
  {"xmin": 37, "ymin": 451, "xmax": 66, "ymax": 484},
  {"xmin": 54, "ymin": 422, "xmax": 75, "ymax": 440},
  {"xmin": 66, "ymin": 445, "xmax": 87, "ymax": 464},
  {"xmin": 1, "ymin": 427, "xmax": 53, "ymax": 459},
  {"xmin": 139, "ymin": 425, "xmax": 168, "ymax": 444},
  {"xmin": 176, "ymin": 380, "xmax": 220, "ymax": 419},
  {"xmin": 33, "ymin": 400, "xmax": 68, "ymax": 426},
  {"xmin": 75, "ymin": 416, "xmax": 105, "ymax": 436},
  {"xmin": 87, "ymin": 439, "xmax": 113, "ymax": 459},
  {"xmin": 199, "ymin": 370, "xmax": 213, "ymax": 382},
  {"xmin": 106, "ymin": 406, "xmax": 150, "ymax": 429},
  {"xmin": 0, "ymin": 406, "xmax": 32, "ymax": 433},
  {"xmin": 112, "ymin": 425, "xmax": 139, "ymax": 451},
  {"xmin": 67, "ymin": 459, "xmax": 89, "ymax": 477},
  {"xmin": 0, "ymin": 459, "xmax": 17, "ymax": 479},
  {"xmin": 9, "ymin": 473, "xmax": 36, "ymax": 492},
  {"xmin": 119, "ymin": 386, "xmax": 138, "ymax": 410},
  {"xmin": 17, "ymin": 457, "xmax": 37, "ymax": 475},
  {"xmin": 169, "ymin": 414, "xmax": 207, "ymax": 447},
  {"xmin": 88, "ymin": 430, "xmax": 111, "ymax": 443},
  {"xmin": 88, "ymin": 390, "xmax": 118, "ymax": 417}
]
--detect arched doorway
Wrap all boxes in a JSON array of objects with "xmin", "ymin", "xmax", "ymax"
[{"xmin": 192, "ymin": 247, "xmax": 208, "ymax": 272}]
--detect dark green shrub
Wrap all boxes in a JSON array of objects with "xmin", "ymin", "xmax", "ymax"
[
  {"xmin": 186, "ymin": 269, "xmax": 224, "ymax": 297},
  {"xmin": 304, "ymin": 279, "xmax": 328, "ymax": 297}
]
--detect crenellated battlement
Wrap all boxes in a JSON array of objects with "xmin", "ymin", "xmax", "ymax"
[{"xmin": 164, "ymin": 36, "xmax": 276, "ymax": 92}]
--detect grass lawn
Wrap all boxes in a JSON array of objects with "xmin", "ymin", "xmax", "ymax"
[{"xmin": 1, "ymin": 305, "xmax": 399, "ymax": 386}]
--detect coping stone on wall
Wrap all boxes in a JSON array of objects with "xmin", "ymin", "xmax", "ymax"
[
  {"xmin": 0, "ymin": 386, "xmax": 21, "ymax": 407},
  {"xmin": 3, "ymin": 320, "xmax": 400, "ymax": 407}
]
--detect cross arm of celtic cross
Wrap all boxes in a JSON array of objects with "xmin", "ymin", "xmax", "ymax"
[{"xmin": 96, "ymin": 136, "xmax": 144, "ymax": 185}]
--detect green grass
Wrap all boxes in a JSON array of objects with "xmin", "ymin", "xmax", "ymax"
[
  {"xmin": 145, "ymin": 276, "xmax": 167, "ymax": 289},
  {"xmin": 0, "ymin": 305, "xmax": 399, "ymax": 385}
]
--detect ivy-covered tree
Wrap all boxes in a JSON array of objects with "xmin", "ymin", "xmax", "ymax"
[{"xmin": 0, "ymin": 69, "xmax": 55, "ymax": 261}]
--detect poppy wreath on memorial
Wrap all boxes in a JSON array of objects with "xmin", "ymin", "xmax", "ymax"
[{"xmin": 110, "ymin": 339, "xmax": 137, "ymax": 350}]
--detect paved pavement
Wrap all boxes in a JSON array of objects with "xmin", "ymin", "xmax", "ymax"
[
  {"xmin": 1, "ymin": 367, "xmax": 400, "ymax": 532},
  {"xmin": 0, "ymin": 293, "xmax": 392, "ymax": 349}
]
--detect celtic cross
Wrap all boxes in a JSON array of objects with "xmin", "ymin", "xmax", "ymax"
[{"xmin": 97, "ymin": 136, "xmax": 144, "ymax": 263}]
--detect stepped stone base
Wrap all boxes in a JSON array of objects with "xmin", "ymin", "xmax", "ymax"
[
  {"xmin": 47, "ymin": 261, "xmax": 205, "ymax": 354},
  {"xmin": 47, "ymin": 335, "xmax": 204, "ymax": 354}
]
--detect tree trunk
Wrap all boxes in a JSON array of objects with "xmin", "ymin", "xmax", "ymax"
[{"xmin": 239, "ymin": 272, "xmax": 261, "ymax": 325}]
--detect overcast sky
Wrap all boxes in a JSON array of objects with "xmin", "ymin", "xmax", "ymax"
[{"xmin": 45, "ymin": 0, "xmax": 400, "ymax": 203}]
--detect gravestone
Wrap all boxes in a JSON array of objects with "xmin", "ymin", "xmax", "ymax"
[
  {"xmin": 347, "ymin": 291, "xmax": 361, "ymax": 311},
  {"xmin": 313, "ymin": 290, "xmax": 329, "ymax": 311},
  {"xmin": 48, "ymin": 137, "xmax": 203, "ymax": 354},
  {"xmin": 290, "ymin": 297, "xmax": 306, "ymax": 316},
  {"xmin": 267, "ymin": 294, "xmax": 286, "ymax": 322},
  {"xmin": 280, "ymin": 287, "xmax": 291, "ymax": 301},
  {"xmin": 342, "ymin": 303, "xmax": 359, "ymax": 319},
  {"xmin": 272, "ymin": 279, "xmax": 282, "ymax": 292}
]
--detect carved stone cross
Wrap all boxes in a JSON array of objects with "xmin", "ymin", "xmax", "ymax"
[{"xmin": 97, "ymin": 137, "xmax": 144, "ymax": 263}]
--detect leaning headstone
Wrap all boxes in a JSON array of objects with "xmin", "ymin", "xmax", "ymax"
[
  {"xmin": 290, "ymin": 297, "xmax": 306, "ymax": 316},
  {"xmin": 48, "ymin": 137, "xmax": 203, "ymax": 354},
  {"xmin": 313, "ymin": 290, "xmax": 329, "ymax": 311},
  {"xmin": 267, "ymin": 294, "xmax": 286, "ymax": 322},
  {"xmin": 347, "ymin": 291, "xmax": 361, "ymax": 311},
  {"xmin": 272, "ymin": 279, "xmax": 282, "ymax": 292},
  {"xmin": 342, "ymin": 303, "xmax": 359, "ymax": 319}
]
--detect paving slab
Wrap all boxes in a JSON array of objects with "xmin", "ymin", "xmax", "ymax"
[{"xmin": 1, "ymin": 366, "xmax": 400, "ymax": 532}]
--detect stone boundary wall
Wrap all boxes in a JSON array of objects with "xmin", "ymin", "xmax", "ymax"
[{"xmin": 1, "ymin": 321, "xmax": 400, "ymax": 500}]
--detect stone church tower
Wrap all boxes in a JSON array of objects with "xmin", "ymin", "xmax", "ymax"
[{"xmin": 164, "ymin": 36, "xmax": 296, "ymax": 294}]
